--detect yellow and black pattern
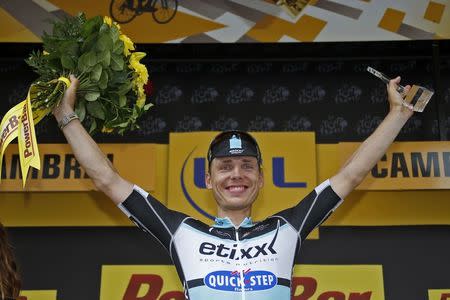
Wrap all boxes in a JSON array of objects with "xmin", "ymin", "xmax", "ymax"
[{"xmin": 0, "ymin": 0, "xmax": 449, "ymax": 43}]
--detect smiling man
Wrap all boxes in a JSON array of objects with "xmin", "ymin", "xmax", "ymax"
[{"xmin": 54, "ymin": 75, "xmax": 413, "ymax": 299}]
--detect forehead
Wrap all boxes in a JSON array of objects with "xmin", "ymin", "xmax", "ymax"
[{"xmin": 213, "ymin": 156, "xmax": 258, "ymax": 164}]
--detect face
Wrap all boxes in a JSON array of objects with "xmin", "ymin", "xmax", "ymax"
[{"xmin": 206, "ymin": 156, "xmax": 264, "ymax": 212}]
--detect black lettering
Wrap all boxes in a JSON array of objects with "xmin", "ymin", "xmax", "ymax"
[
  {"xmin": 240, "ymin": 247, "xmax": 253, "ymax": 259},
  {"xmin": 42, "ymin": 154, "xmax": 60, "ymax": 179},
  {"xmin": 9, "ymin": 155, "xmax": 20, "ymax": 179},
  {"xmin": 371, "ymin": 154, "xmax": 388, "ymax": 178},
  {"xmin": 7, "ymin": 155, "xmax": 38, "ymax": 179},
  {"xmin": 411, "ymin": 152, "xmax": 440, "ymax": 177},
  {"xmin": 1, "ymin": 155, "xmax": 6, "ymax": 179},
  {"xmin": 229, "ymin": 245, "xmax": 237, "ymax": 259},
  {"xmin": 31, "ymin": 167, "xmax": 38, "ymax": 179},
  {"xmin": 253, "ymin": 244, "xmax": 268, "ymax": 257},
  {"xmin": 216, "ymin": 244, "xmax": 230, "ymax": 257},
  {"xmin": 199, "ymin": 242, "xmax": 215, "ymax": 255},
  {"xmin": 64, "ymin": 154, "xmax": 81, "ymax": 178},
  {"xmin": 391, "ymin": 152, "xmax": 409, "ymax": 178},
  {"xmin": 444, "ymin": 152, "xmax": 450, "ymax": 177}
]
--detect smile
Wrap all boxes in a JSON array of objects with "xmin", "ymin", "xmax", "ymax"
[{"xmin": 226, "ymin": 185, "xmax": 248, "ymax": 192}]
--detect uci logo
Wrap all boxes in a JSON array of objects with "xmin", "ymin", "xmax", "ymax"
[
  {"xmin": 180, "ymin": 149, "xmax": 307, "ymax": 220},
  {"xmin": 204, "ymin": 270, "xmax": 277, "ymax": 292}
]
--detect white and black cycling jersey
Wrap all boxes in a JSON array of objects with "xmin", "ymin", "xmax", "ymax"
[{"xmin": 118, "ymin": 179, "xmax": 343, "ymax": 300}]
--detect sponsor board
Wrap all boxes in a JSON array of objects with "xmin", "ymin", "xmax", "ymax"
[
  {"xmin": 340, "ymin": 142, "xmax": 450, "ymax": 190},
  {"xmin": 291, "ymin": 265, "xmax": 384, "ymax": 300},
  {"xmin": 100, "ymin": 265, "xmax": 184, "ymax": 300},
  {"xmin": 167, "ymin": 132, "xmax": 317, "ymax": 224},
  {"xmin": 0, "ymin": 144, "xmax": 156, "ymax": 192},
  {"xmin": 429, "ymin": 289, "xmax": 450, "ymax": 300},
  {"xmin": 18, "ymin": 290, "xmax": 57, "ymax": 300},
  {"xmin": 100, "ymin": 264, "xmax": 383, "ymax": 300}
]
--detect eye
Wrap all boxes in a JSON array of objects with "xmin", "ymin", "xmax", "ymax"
[
  {"xmin": 219, "ymin": 164, "xmax": 232, "ymax": 171},
  {"xmin": 243, "ymin": 163, "xmax": 255, "ymax": 170}
]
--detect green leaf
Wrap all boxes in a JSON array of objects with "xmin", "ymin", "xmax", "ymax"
[
  {"xmin": 114, "ymin": 121, "xmax": 129, "ymax": 128},
  {"xmin": 60, "ymin": 40, "xmax": 79, "ymax": 57},
  {"xmin": 118, "ymin": 81, "xmax": 132, "ymax": 95},
  {"xmin": 85, "ymin": 92, "xmax": 100, "ymax": 101},
  {"xmin": 99, "ymin": 23, "xmax": 110, "ymax": 34},
  {"xmin": 81, "ymin": 33, "xmax": 99, "ymax": 52},
  {"xmin": 96, "ymin": 33, "xmax": 113, "ymax": 52},
  {"xmin": 99, "ymin": 71, "xmax": 109, "ymax": 90},
  {"xmin": 82, "ymin": 16, "xmax": 102, "ymax": 38},
  {"xmin": 113, "ymin": 40, "xmax": 124, "ymax": 55},
  {"xmin": 100, "ymin": 50, "xmax": 111, "ymax": 67},
  {"xmin": 77, "ymin": 55, "xmax": 89, "ymax": 72},
  {"xmin": 86, "ymin": 51, "xmax": 98, "ymax": 67},
  {"xmin": 78, "ymin": 51, "xmax": 97, "ymax": 71},
  {"xmin": 90, "ymin": 64, "xmax": 102, "ymax": 82},
  {"xmin": 144, "ymin": 103, "xmax": 153, "ymax": 110},
  {"xmin": 87, "ymin": 101, "xmax": 106, "ymax": 120},
  {"xmin": 61, "ymin": 55, "xmax": 76, "ymax": 69},
  {"xmin": 108, "ymin": 69, "xmax": 127, "ymax": 85},
  {"xmin": 132, "ymin": 107, "xmax": 139, "ymax": 118},
  {"xmin": 88, "ymin": 119, "xmax": 97, "ymax": 134},
  {"xmin": 119, "ymin": 95, "xmax": 127, "ymax": 107},
  {"xmin": 110, "ymin": 26, "xmax": 120, "ymax": 42},
  {"xmin": 48, "ymin": 57, "xmax": 62, "ymax": 71},
  {"xmin": 110, "ymin": 54, "xmax": 124, "ymax": 71},
  {"xmin": 75, "ymin": 101, "xmax": 86, "ymax": 122}
]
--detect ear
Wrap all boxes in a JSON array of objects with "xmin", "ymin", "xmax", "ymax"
[
  {"xmin": 258, "ymin": 168, "xmax": 264, "ymax": 188},
  {"xmin": 205, "ymin": 172, "xmax": 212, "ymax": 189}
]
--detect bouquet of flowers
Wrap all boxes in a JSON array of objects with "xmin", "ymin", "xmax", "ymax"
[
  {"xmin": 0, "ymin": 12, "xmax": 151, "ymax": 187},
  {"xmin": 26, "ymin": 12, "xmax": 152, "ymax": 134}
]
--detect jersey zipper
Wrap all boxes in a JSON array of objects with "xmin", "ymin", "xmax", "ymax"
[{"xmin": 235, "ymin": 228, "xmax": 246, "ymax": 300}]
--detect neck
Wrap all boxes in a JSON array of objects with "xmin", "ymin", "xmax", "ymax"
[{"xmin": 217, "ymin": 207, "xmax": 251, "ymax": 227}]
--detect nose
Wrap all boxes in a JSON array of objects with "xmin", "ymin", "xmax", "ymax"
[{"xmin": 230, "ymin": 165, "xmax": 243, "ymax": 179}]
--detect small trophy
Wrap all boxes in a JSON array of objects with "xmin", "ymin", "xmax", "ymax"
[
  {"xmin": 367, "ymin": 67, "xmax": 434, "ymax": 112},
  {"xmin": 276, "ymin": 0, "xmax": 310, "ymax": 17}
]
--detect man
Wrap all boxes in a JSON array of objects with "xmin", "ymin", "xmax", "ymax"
[{"xmin": 54, "ymin": 75, "xmax": 413, "ymax": 299}]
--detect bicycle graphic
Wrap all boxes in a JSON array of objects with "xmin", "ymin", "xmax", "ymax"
[{"xmin": 110, "ymin": 0, "xmax": 178, "ymax": 24}]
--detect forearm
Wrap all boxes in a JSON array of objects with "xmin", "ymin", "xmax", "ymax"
[
  {"xmin": 341, "ymin": 108, "xmax": 411, "ymax": 182},
  {"xmin": 64, "ymin": 120, "xmax": 114, "ymax": 181},
  {"xmin": 55, "ymin": 110, "xmax": 133, "ymax": 204}
]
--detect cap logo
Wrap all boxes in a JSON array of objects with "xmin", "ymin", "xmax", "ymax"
[
  {"xmin": 229, "ymin": 135, "xmax": 242, "ymax": 149},
  {"xmin": 229, "ymin": 135, "xmax": 244, "ymax": 154}
]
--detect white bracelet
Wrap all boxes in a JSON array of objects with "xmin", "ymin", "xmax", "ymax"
[{"xmin": 58, "ymin": 112, "xmax": 79, "ymax": 130}]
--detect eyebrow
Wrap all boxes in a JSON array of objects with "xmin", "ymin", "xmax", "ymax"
[{"xmin": 217, "ymin": 158, "xmax": 255, "ymax": 163}]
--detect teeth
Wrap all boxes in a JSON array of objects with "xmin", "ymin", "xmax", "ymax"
[{"xmin": 229, "ymin": 186, "xmax": 245, "ymax": 192}]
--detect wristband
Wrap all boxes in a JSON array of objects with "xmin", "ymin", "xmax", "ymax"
[{"xmin": 58, "ymin": 112, "xmax": 79, "ymax": 130}]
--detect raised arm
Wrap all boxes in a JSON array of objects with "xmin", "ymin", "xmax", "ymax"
[
  {"xmin": 52, "ymin": 75, "xmax": 133, "ymax": 204},
  {"xmin": 330, "ymin": 76, "xmax": 413, "ymax": 199}
]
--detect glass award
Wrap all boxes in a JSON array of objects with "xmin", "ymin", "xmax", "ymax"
[{"xmin": 367, "ymin": 66, "xmax": 434, "ymax": 112}]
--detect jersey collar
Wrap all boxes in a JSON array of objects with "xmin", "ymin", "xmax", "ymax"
[{"xmin": 213, "ymin": 217, "xmax": 253, "ymax": 228}]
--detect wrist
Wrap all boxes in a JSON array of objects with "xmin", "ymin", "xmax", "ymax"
[
  {"xmin": 389, "ymin": 105, "xmax": 413, "ymax": 120},
  {"xmin": 53, "ymin": 105, "xmax": 75, "ymax": 122},
  {"xmin": 57, "ymin": 112, "xmax": 79, "ymax": 130}
]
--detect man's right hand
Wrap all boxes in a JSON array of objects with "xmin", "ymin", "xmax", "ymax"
[{"xmin": 53, "ymin": 75, "xmax": 79, "ymax": 122}]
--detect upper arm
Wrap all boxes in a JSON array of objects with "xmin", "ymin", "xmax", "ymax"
[
  {"xmin": 275, "ymin": 180, "xmax": 343, "ymax": 240},
  {"xmin": 118, "ymin": 185, "xmax": 188, "ymax": 250}
]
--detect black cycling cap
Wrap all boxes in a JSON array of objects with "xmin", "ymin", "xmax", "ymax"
[{"xmin": 207, "ymin": 130, "xmax": 262, "ymax": 167}]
